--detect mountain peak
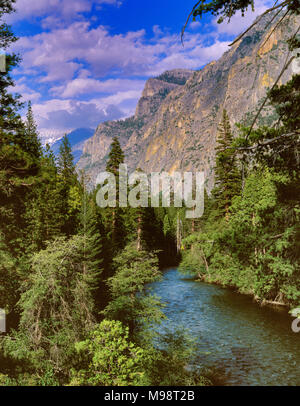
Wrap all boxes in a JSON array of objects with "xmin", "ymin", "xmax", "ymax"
[{"xmin": 77, "ymin": 12, "xmax": 299, "ymax": 188}]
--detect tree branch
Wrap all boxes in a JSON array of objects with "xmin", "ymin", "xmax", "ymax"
[
  {"xmin": 181, "ymin": 0, "xmax": 202, "ymax": 45},
  {"xmin": 234, "ymin": 131, "xmax": 300, "ymax": 151},
  {"xmin": 229, "ymin": 0, "xmax": 290, "ymax": 46}
]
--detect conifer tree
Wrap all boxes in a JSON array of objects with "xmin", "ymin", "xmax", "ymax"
[
  {"xmin": 79, "ymin": 173, "xmax": 103, "ymax": 292},
  {"xmin": 106, "ymin": 136, "xmax": 125, "ymax": 176},
  {"xmin": 105, "ymin": 136, "xmax": 125, "ymax": 252},
  {"xmin": 23, "ymin": 101, "xmax": 41, "ymax": 159},
  {"xmin": 4, "ymin": 235, "xmax": 97, "ymax": 378},
  {"xmin": 213, "ymin": 110, "xmax": 241, "ymax": 221},
  {"xmin": 0, "ymin": 2, "xmax": 41, "ymax": 253},
  {"xmin": 57, "ymin": 134, "xmax": 79, "ymax": 235},
  {"xmin": 57, "ymin": 135, "xmax": 76, "ymax": 185},
  {"xmin": 24, "ymin": 146, "xmax": 64, "ymax": 252}
]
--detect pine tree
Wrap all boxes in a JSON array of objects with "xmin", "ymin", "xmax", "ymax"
[
  {"xmin": 24, "ymin": 146, "xmax": 65, "ymax": 252},
  {"xmin": 79, "ymin": 173, "xmax": 103, "ymax": 292},
  {"xmin": 105, "ymin": 137, "xmax": 125, "ymax": 252},
  {"xmin": 102, "ymin": 244, "xmax": 163, "ymax": 335},
  {"xmin": 213, "ymin": 110, "xmax": 241, "ymax": 221},
  {"xmin": 106, "ymin": 136, "xmax": 125, "ymax": 176},
  {"xmin": 57, "ymin": 134, "xmax": 79, "ymax": 235},
  {"xmin": 3, "ymin": 235, "xmax": 97, "ymax": 378},
  {"xmin": 0, "ymin": 3, "xmax": 41, "ymax": 254},
  {"xmin": 23, "ymin": 101, "xmax": 41, "ymax": 159},
  {"xmin": 57, "ymin": 134, "xmax": 76, "ymax": 185}
]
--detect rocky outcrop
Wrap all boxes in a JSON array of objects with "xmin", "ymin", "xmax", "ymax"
[{"xmin": 77, "ymin": 12, "xmax": 299, "ymax": 189}]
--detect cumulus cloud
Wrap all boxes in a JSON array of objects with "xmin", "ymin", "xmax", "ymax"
[
  {"xmin": 51, "ymin": 78, "xmax": 145, "ymax": 98},
  {"xmin": 15, "ymin": 22, "xmax": 228, "ymax": 84},
  {"xmin": 7, "ymin": 0, "xmax": 122, "ymax": 23},
  {"xmin": 34, "ymin": 99, "xmax": 125, "ymax": 132},
  {"xmin": 8, "ymin": 79, "xmax": 41, "ymax": 102}
]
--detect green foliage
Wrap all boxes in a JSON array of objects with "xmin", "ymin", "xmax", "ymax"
[
  {"xmin": 102, "ymin": 244, "xmax": 164, "ymax": 335},
  {"xmin": 3, "ymin": 236, "xmax": 98, "ymax": 379},
  {"xmin": 0, "ymin": 233, "xmax": 18, "ymax": 312},
  {"xmin": 24, "ymin": 146, "xmax": 64, "ymax": 252},
  {"xmin": 181, "ymin": 166, "xmax": 299, "ymax": 305},
  {"xmin": 105, "ymin": 136, "xmax": 126, "ymax": 253},
  {"xmin": 69, "ymin": 320, "xmax": 147, "ymax": 386},
  {"xmin": 106, "ymin": 136, "xmax": 124, "ymax": 175},
  {"xmin": 69, "ymin": 322, "xmax": 211, "ymax": 386},
  {"xmin": 213, "ymin": 109, "xmax": 241, "ymax": 220},
  {"xmin": 57, "ymin": 135, "xmax": 76, "ymax": 184},
  {"xmin": 57, "ymin": 135, "xmax": 79, "ymax": 236}
]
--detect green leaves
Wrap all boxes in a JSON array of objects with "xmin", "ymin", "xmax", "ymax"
[
  {"xmin": 102, "ymin": 244, "xmax": 164, "ymax": 334},
  {"xmin": 70, "ymin": 320, "xmax": 147, "ymax": 386},
  {"xmin": 3, "ymin": 236, "xmax": 99, "ymax": 379}
]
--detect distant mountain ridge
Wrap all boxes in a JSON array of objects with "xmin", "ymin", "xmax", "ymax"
[
  {"xmin": 51, "ymin": 128, "xmax": 94, "ymax": 164},
  {"xmin": 77, "ymin": 12, "xmax": 299, "ymax": 189}
]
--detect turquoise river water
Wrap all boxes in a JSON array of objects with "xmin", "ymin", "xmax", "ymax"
[{"xmin": 149, "ymin": 268, "xmax": 300, "ymax": 386}]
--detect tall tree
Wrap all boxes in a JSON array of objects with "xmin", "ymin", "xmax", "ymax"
[
  {"xmin": 79, "ymin": 173, "xmax": 103, "ymax": 294},
  {"xmin": 213, "ymin": 110, "xmax": 241, "ymax": 221},
  {"xmin": 0, "ymin": 1, "xmax": 41, "ymax": 254},
  {"xmin": 57, "ymin": 135, "xmax": 76, "ymax": 186},
  {"xmin": 106, "ymin": 136, "xmax": 125, "ymax": 176},
  {"xmin": 105, "ymin": 137, "xmax": 125, "ymax": 252},
  {"xmin": 23, "ymin": 101, "xmax": 41, "ymax": 159},
  {"xmin": 24, "ymin": 146, "xmax": 64, "ymax": 252},
  {"xmin": 57, "ymin": 134, "xmax": 79, "ymax": 235},
  {"xmin": 102, "ymin": 244, "xmax": 163, "ymax": 337}
]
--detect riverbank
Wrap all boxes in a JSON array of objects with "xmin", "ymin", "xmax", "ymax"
[{"xmin": 193, "ymin": 273, "xmax": 290, "ymax": 312}]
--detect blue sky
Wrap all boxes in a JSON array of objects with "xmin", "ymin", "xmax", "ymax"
[{"xmin": 5, "ymin": 0, "xmax": 271, "ymax": 142}]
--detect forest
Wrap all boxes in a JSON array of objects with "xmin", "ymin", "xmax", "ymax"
[{"xmin": 0, "ymin": 0, "xmax": 299, "ymax": 386}]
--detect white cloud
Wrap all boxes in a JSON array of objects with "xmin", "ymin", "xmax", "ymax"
[
  {"xmin": 8, "ymin": 80, "xmax": 41, "ymax": 102},
  {"xmin": 6, "ymin": 0, "xmax": 122, "ymax": 23},
  {"xmin": 32, "ymin": 98, "xmax": 125, "ymax": 133},
  {"xmin": 51, "ymin": 78, "xmax": 145, "ymax": 98},
  {"xmin": 15, "ymin": 21, "xmax": 229, "ymax": 84}
]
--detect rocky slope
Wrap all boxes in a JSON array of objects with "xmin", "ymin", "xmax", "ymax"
[{"xmin": 77, "ymin": 12, "xmax": 299, "ymax": 189}]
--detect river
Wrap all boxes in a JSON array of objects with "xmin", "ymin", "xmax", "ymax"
[{"xmin": 149, "ymin": 268, "xmax": 300, "ymax": 386}]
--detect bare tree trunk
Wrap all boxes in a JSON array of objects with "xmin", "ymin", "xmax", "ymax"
[
  {"xmin": 137, "ymin": 213, "xmax": 142, "ymax": 251},
  {"xmin": 176, "ymin": 213, "xmax": 182, "ymax": 253}
]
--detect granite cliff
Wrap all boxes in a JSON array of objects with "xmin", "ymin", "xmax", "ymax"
[{"xmin": 77, "ymin": 12, "xmax": 299, "ymax": 189}]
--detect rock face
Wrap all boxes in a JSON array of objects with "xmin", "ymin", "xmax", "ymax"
[{"xmin": 77, "ymin": 12, "xmax": 299, "ymax": 189}]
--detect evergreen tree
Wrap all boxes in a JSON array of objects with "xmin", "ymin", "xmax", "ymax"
[
  {"xmin": 106, "ymin": 136, "xmax": 125, "ymax": 176},
  {"xmin": 0, "ymin": 232, "xmax": 18, "ymax": 313},
  {"xmin": 102, "ymin": 243, "xmax": 164, "ymax": 337},
  {"xmin": 24, "ymin": 146, "xmax": 65, "ymax": 252},
  {"xmin": 23, "ymin": 101, "xmax": 41, "ymax": 159},
  {"xmin": 213, "ymin": 110, "xmax": 241, "ymax": 221},
  {"xmin": 69, "ymin": 320, "xmax": 147, "ymax": 386},
  {"xmin": 105, "ymin": 136, "xmax": 125, "ymax": 252},
  {"xmin": 57, "ymin": 134, "xmax": 79, "ymax": 235},
  {"xmin": 0, "ymin": 2, "xmax": 41, "ymax": 255},
  {"xmin": 79, "ymin": 174, "xmax": 103, "ymax": 293},
  {"xmin": 4, "ymin": 235, "xmax": 97, "ymax": 380},
  {"xmin": 57, "ymin": 134, "xmax": 76, "ymax": 185}
]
